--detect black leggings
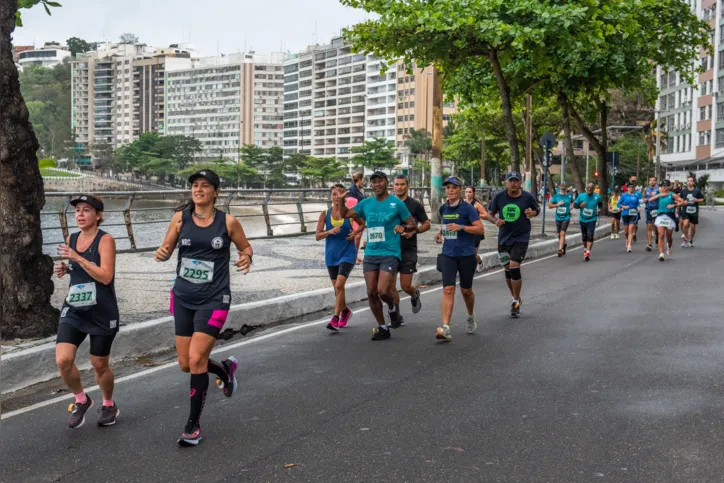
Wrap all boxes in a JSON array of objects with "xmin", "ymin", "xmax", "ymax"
[{"xmin": 439, "ymin": 254, "xmax": 477, "ymax": 289}]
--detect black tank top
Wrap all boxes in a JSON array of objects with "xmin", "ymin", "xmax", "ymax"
[
  {"xmin": 172, "ymin": 208, "xmax": 231, "ymax": 309},
  {"xmin": 60, "ymin": 230, "xmax": 119, "ymax": 335}
]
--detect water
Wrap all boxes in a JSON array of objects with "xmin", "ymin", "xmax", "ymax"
[{"xmin": 41, "ymin": 198, "xmax": 329, "ymax": 255}]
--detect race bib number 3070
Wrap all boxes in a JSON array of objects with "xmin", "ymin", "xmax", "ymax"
[
  {"xmin": 367, "ymin": 226, "xmax": 385, "ymax": 243},
  {"xmin": 180, "ymin": 258, "xmax": 215, "ymax": 284}
]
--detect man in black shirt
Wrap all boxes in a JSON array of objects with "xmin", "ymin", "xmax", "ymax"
[
  {"xmin": 679, "ymin": 176, "xmax": 705, "ymax": 247},
  {"xmin": 485, "ymin": 171, "xmax": 540, "ymax": 317},
  {"xmin": 392, "ymin": 175, "xmax": 431, "ymax": 318}
]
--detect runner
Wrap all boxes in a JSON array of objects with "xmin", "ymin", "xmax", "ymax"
[
  {"xmin": 464, "ymin": 186, "xmax": 489, "ymax": 271},
  {"xmin": 54, "ymin": 194, "xmax": 120, "ymax": 429},
  {"xmin": 644, "ymin": 176, "xmax": 659, "ymax": 251},
  {"xmin": 618, "ymin": 184, "xmax": 640, "ymax": 253},
  {"xmin": 608, "ymin": 186, "xmax": 622, "ymax": 240},
  {"xmin": 548, "ymin": 184, "xmax": 573, "ymax": 257},
  {"xmin": 346, "ymin": 172, "xmax": 366, "ymax": 252},
  {"xmin": 647, "ymin": 179, "xmax": 685, "ymax": 261},
  {"xmin": 154, "ymin": 169, "xmax": 253, "ymax": 446},
  {"xmin": 433, "ymin": 177, "xmax": 485, "ymax": 340},
  {"xmin": 679, "ymin": 176, "xmax": 705, "ymax": 248},
  {"xmin": 337, "ymin": 171, "xmax": 416, "ymax": 341},
  {"xmin": 573, "ymin": 183, "xmax": 603, "ymax": 262},
  {"xmin": 485, "ymin": 171, "xmax": 540, "ymax": 318},
  {"xmin": 316, "ymin": 184, "xmax": 366, "ymax": 332},
  {"xmin": 392, "ymin": 175, "xmax": 431, "ymax": 319},
  {"xmin": 673, "ymin": 179, "xmax": 684, "ymax": 236}
]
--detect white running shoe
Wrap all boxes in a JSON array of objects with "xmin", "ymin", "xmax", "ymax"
[
  {"xmin": 659, "ymin": 253, "xmax": 665, "ymax": 261},
  {"xmin": 610, "ymin": 234, "xmax": 615, "ymax": 240},
  {"xmin": 466, "ymin": 314, "xmax": 477, "ymax": 335}
]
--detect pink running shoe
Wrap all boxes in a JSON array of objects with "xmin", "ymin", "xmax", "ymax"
[
  {"xmin": 326, "ymin": 316, "xmax": 340, "ymax": 332},
  {"xmin": 338, "ymin": 308, "xmax": 352, "ymax": 328}
]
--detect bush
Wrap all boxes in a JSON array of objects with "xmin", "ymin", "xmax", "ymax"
[
  {"xmin": 714, "ymin": 190, "xmax": 724, "ymax": 198},
  {"xmin": 38, "ymin": 158, "xmax": 56, "ymax": 169}
]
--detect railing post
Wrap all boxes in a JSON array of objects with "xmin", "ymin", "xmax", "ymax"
[
  {"xmin": 222, "ymin": 191, "xmax": 233, "ymax": 213},
  {"xmin": 59, "ymin": 196, "xmax": 71, "ymax": 242},
  {"xmin": 123, "ymin": 194, "xmax": 136, "ymax": 250},
  {"xmin": 297, "ymin": 191, "xmax": 307, "ymax": 233},
  {"xmin": 262, "ymin": 190, "xmax": 273, "ymax": 236}
]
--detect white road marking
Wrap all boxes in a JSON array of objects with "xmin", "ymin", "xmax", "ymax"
[{"xmin": 2, "ymin": 243, "xmax": 589, "ymax": 420}]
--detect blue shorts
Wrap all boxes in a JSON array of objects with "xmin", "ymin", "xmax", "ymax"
[
  {"xmin": 622, "ymin": 215, "xmax": 638, "ymax": 226},
  {"xmin": 580, "ymin": 221, "xmax": 596, "ymax": 242}
]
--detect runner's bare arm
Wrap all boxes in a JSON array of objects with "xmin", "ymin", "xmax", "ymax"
[
  {"xmin": 402, "ymin": 215, "xmax": 416, "ymax": 232},
  {"xmin": 347, "ymin": 217, "xmax": 366, "ymax": 240},
  {"xmin": 227, "ymin": 214, "xmax": 253, "ymax": 271},
  {"xmin": 336, "ymin": 189, "xmax": 358, "ymax": 219},
  {"xmin": 315, "ymin": 211, "xmax": 329, "ymax": 241},
  {"xmin": 417, "ymin": 219, "xmax": 431, "ymax": 234},
  {"xmin": 155, "ymin": 211, "xmax": 182, "ymax": 262},
  {"xmin": 61, "ymin": 234, "xmax": 116, "ymax": 286}
]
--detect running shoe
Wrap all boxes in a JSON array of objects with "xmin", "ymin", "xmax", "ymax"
[
  {"xmin": 646, "ymin": 244, "xmax": 652, "ymax": 252},
  {"xmin": 436, "ymin": 325, "xmax": 452, "ymax": 341},
  {"xmin": 97, "ymin": 404, "xmax": 120, "ymax": 427},
  {"xmin": 466, "ymin": 314, "xmax": 477, "ymax": 335},
  {"xmin": 689, "ymin": 241, "xmax": 695, "ymax": 248},
  {"xmin": 667, "ymin": 247, "xmax": 673, "ymax": 256},
  {"xmin": 681, "ymin": 241, "xmax": 687, "ymax": 248},
  {"xmin": 326, "ymin": 316, "xmax": 340, "ymax": 332},
  {"xmin": 476, "ymin": 257, "xmax": 484, "ymax": 273},
  {"xmin": 389, "ymin": 305, "xmax": 403, "ymax": 329},
  {"xmin": 338, "ymin": 308, "xmax": 352, "ymax": 328},
  {"xmin": 557, "ymin": 248, "xmax": 563, "ymax": 257},
  {"xmin": 616, "ymin": 233, "xmax": 621, "ymax": 239},
  {"xmin": 681, "ymin": 233, "xmax": 686, "ymax": 239},
  {"xmin": 218, "ymin": 356, "xmax": 239, "ymax": 398},
  {"xmin": 610, "ymin": 234, "xmax": 615, "ymax": 240},
  {"xmin": 67, "ymin": 397, "xmax": 93, "ymax": 429},
  {"xmin": 371, "ymin": 325, "xmax": 391, "ymax": 341},
  {"xmin": 659, "ymin": 253, "xmax": 665, "ymax": 261},
  {"xmin": 563, "ymin": 243, "xmax": 567, "ymax": 255},
  {"xmin": 178, "ymin": 423, "xmax": 201, "ymax": 446},
  {"xmin": 633, "ymin": 234, "xmax": 637, "ymax": 242},
  {"xmin": 411, "ymin": 289, "xmax": 422, "ymax": 314},
  {"xmin": 510, "ymin": 299, "xmax": 521, "ymax": 318},
  {"xmin": 584, "ymin": 250, "xmax": 590, "ymax": 262},
  {"xmin": 627, "ymin": 247, "xmax": 632, "ymax": 253}
]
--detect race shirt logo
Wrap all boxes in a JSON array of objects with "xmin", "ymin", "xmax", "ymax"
[
  {"xmin": 211, "ymin": 237, "xmax": 223, "ymax": 249},
  {"xmin": 502, "ymin": 204, "xmax": 521, "ymax": 222},
  {"xmin": 180, "ymin": 238, "xmax": 191, "ymax": 246}
]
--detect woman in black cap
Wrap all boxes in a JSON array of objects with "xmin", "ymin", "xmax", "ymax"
[
  {"xmin": 155, "ymin": 169, "xmax": 253, "ymax": 446},
  {"xmin": 55, "ymin": 194, "xmax": 120, "ymax": 429}
]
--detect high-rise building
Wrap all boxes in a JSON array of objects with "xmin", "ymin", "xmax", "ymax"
[
  {"xmin": 165, "ymin": 52, "xmax": 284, "ymax": 161},
  {"xmin": 71, "ymin": 43, "xmax": 195, "ymax": 165},
  {"xmin": 657, "ymin": 0, "xmax": 724, "ymax": 190}
]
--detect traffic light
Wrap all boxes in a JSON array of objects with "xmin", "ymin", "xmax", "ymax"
[{"xmin": 594, "ymin": 171, "xmax": 599, "ymax": 177}]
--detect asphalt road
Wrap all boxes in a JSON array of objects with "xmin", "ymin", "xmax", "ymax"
[{"xmin": 2, "ymin": 212, "xmax": 723, "ymax": 483}]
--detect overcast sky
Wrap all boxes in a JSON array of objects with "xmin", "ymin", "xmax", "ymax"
[{"xmin": 14, "ymin": 0, "xmax": 369, "ymax": 57}]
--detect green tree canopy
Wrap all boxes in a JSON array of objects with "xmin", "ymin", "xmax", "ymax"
[
  {"xmin": 351, "ymin": 137, "xmax": 397, "ymax": 171},
  {"xmin": 66, "ymin": 37, "xmax": 97, "ymax": 57},
  {"xmin": 300, "ymin": 156, "xmax": 346, "ymax": 187}
]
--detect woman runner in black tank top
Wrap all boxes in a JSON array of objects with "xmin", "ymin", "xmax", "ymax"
[
  {"xmin": 155, "ymin": 169, "xmax": 253, "ymax": 446},
  {"xmin": 54, "ymin": 194, "xmax": 120, "ymax": 428}
]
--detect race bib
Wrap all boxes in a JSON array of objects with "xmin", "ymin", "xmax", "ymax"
[
  {"xmin": 686, "ymin": 205, "xmax": 697, "ymax": 214},
  {"xmin": 556, "ymin": 206, "xmax": 568, "ymax": 215},
  {"xmin": 367, "ymin": 226, "xmax": 385, "ymax": 243},
  {"xmin": 66, "ymin": 282, "xmax": 97, "ymax": 307},
  {"xmin": 611, "ymin": 207, "xmax": 620, "ymax": 213},
  {"xmin": 441, "ymin": 224, "xmax": 458, "ymax": 240},
  {"xmin": 655, "ymin": 215, "xmax": 673, "ymax": 228},
  {"xmin": 628, "ymin": 208, "xmax": 638, "ymax": 216},
  {"xmin": 582, "ymin": 208, "xmax": 594, "ymax": 218},
  {"xmin": 179, "ymin": 258, "xmax": 215, "ymax": 284},
  {"xmin": 498, "ymin": 252, "xmax": 510, "ymax": 265},
  {"xmin": 650, "ymin": 209, "xmax": 658, "ymax": 217}
]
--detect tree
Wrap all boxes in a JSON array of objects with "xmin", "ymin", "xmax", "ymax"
[
  {"xmin": 19, "ymin": 62, "xmax": 71, "ymax": 157},
  {"xmin": 350, "ymin": 137, "xmax": 397, "ymax": 171},
  {"xmin": 403, "ymin": 128, "xmax": 431, "ymax": 159},
  {"xmin": 118, "ymin": 32, "xmax": 139, "ymax": 45},
  {"xmin": 156, "ymin": 135, "xmax": 201, "ymax": 170},
  {"xmin": 90, "ymin": 142, "xmax": 114, "ymax": 171},
  {"xmin": 300, "ymin": 157, "xmax": 346, "ymax": 186},
  {"xmin": 2, "ymin": 0, "xmax": 62, "ymax": 339},
  {"xmin": 66, "ymin": 36, "xmax": 97, "ymax": 58}
]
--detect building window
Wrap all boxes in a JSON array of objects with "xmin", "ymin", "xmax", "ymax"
[
  {"xmin": 409, "ymin": 114, "xmax": 415, "ymax": 121},
  {"xmin": 397, "ymin": 128, "xmax": 402, "ymax": 135}
]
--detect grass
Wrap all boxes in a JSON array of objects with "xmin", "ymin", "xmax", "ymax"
[{"xmin": 40, "ymin": 168, "xmax": 81, "ymax": 178}]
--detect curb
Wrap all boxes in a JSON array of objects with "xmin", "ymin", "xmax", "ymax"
[{"xmin": 0, "ymin": 223, "xmax": 611, "ymax": 395}]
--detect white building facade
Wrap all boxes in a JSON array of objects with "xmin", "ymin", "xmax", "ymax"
[{"xmin": 17, "ymin": 42, "xmax": 71, "ymax": 69}]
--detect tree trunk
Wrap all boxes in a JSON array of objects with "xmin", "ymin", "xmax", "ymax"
[
  {"xmin": 558, "ymin": 93, "xmax": 585, "ymax": 192},
  {"xmin": 489, "ymin": 50, "xmax": 521, "ymax": 171},
  {"xmin": 480, "ymin": 134, "xmax": 485, "ymax": 185},
  {"xmin": 430, "ymin": 67, "xmax": 443, "ymax": 223},
  {"xmin": 598, "ymin": 101, "xmax": 609, "ymax": 214},
  {"xmin": 0, "ymin": 0, "xmax": 60, "ymax": 340}
]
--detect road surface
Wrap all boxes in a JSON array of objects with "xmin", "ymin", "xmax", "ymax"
[{"xmin": 2, "ymin": 213, "xmax": 723, "ymax": 482}]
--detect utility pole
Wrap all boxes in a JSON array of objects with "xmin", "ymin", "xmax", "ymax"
[
  {"xmin": 430, "ymin": 67, "xmax": 443, "ymax": 222},
  {"xmin": 526, "ymin": 94, "xmax": 537, "ymax": 198}
]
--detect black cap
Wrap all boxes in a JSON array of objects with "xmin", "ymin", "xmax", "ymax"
[
  {"xmin": 370, "ymin": 171, "xmax": 388, "ymax": 181},
  {"xmin": 189, "ymin": 169, "xmax": 220, "ymax": 188},
  {"xmin": 661, "ymin": 179, "xmax": 671, "ymax": 187},
  {"xmin": 505, "ymin": 171, "xmax": 522, "ymax": 181},
  {"xmin": 70, "ymin": 194, "xmax": 104, "ymax": 212},
  {"xmin": 442, "ymin": 176, "xmax": 462, "ymax": 187}
]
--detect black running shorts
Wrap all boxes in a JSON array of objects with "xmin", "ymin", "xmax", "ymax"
[
  {"xmin": 56, "ymin": 322, "xmax": 116, "ymax": 357},
  {"xmin": 439, "ymin": 254, "xmax": 477, "ymax": 289}
]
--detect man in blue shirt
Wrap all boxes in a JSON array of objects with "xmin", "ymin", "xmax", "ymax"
[
  {"xmin": 574, "ymin": 183, "xmax": 603, "ymax": 262},
  {"xmin": 618, "ymin": 184, "xmax": 641, "ymax": 253},
  {"xmin": 485, "ymin": 171, "xmax": 540, "ymax": 318},
  {"xmin": 339, "ymin": 171, "xmax": 416, "ymax": 341},
  {"xmin": 548, "ymin": 183, "xmax": 573, "ymax": 257},
  {"xmin": 644, "ymin": 176, "xmax": 659, "ymax": 251}
]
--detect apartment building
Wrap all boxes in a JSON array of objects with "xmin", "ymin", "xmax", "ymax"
[
  {"xmin": 17, "ymin": 42, "xmax": 70, "ymax": 69},
  {"xmin": 165, "ymin": 52, "xmax": 284, "ymax": 161},
  {"xmin": 658, "ymin": 0, "xmax": 724, "ymax": 190},
  {"xmin": 71, "ymin": 43, "xmax": 195, "ymax": 165}
]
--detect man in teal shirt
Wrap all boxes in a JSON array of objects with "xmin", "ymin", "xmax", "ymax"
[
  {"xmin": 339, "ymin": 171, "xmax": 416, "ymax": 340},
  {"xmin": 549, "ymin": 184, "xmax": 573, "ymax": 257},
  {"xmin": 574, "ymin": 183, "xmax": 603, "ymax": 261}
]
